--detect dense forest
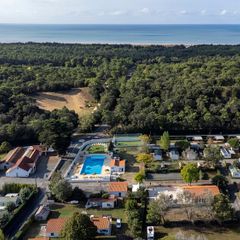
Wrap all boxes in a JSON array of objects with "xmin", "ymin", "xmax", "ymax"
[{"xmin": 1, "ymin": 43, "xmax": 240, "ymax": 148}]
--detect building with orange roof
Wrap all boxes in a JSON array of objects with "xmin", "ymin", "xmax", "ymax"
[
  {"xmin": 108, "ymin": 182, "xmax": 128, "ymax": 197},
  {"xmin": 4, "ymin": 146, "xmax": 43, "ymax": 178},
  {"xmin": 110, "ymin": 157, "xmax": 125, "ymax": 173},
  {"xmin": 182, "ymin": 185, "xmax": 220, "ymax": 197},
  {"xmin": 0, "ymin": 147, "xmax": 25, "ymax": 170},
  {"xmin": 148, "ymin": 184, "xmax": 220, "ymax": 206},
  {"xmin": 45, "ymin": 218, "xmax": 67, "ymax": 238},
  {"xmin": 91, "ymin": 216, "xmax": 112, "ymax": 235}
]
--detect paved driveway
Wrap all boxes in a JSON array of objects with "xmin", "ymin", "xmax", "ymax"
[{"xmin": 4, "ymin": 188, "xmax": 46, "ymax": 238}]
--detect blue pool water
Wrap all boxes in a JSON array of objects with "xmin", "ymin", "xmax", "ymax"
[{"xmin": 80, "ymin": 155, "xmax": 105, "ymax": 175}]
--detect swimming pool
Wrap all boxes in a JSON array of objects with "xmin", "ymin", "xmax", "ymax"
[{"xmin": 80, "ymin": 155, "xmax": 106, "ymax": 175}]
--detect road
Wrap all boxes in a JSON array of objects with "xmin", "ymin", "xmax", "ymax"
[{"xmin": 4, "ymin": 188, "xmax": 46, "ymax": 239}]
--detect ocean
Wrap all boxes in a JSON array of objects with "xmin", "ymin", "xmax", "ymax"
[{"xmin": 0, "ymin": 24, "xmax": 240, "ymax": 45}]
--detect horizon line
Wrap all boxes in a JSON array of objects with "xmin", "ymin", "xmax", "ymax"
[{"xmin": 0, "ymin": 23, "xmax": 240, "ymax": 25}]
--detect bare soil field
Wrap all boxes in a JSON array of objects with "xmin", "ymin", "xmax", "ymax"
[{"xmin": 34, "ymin": 87, "xmax": 96, "ymax": 116}]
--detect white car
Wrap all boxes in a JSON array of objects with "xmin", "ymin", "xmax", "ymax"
[
  {"xmin": 147, "ymin": 226, "xmax": 154, "ymax": 240},
  {"xmin": 116, "ymin": 218, "xmax": 122, "ymax": 229}
]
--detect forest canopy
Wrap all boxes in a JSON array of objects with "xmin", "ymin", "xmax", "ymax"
[{"xmin": 0, "ymin": 43, "xmax": 240, "ymax": 148}]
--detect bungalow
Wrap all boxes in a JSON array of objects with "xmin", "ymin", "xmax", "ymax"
[
  {"xmin": 110, "ymin": 158, "xmax": 126, "ymax": 173},
  {"xmin": 187, "ymin": 136, "xmax": 203, "ymax": 143},
  {"xmin": 0, "ymin": 194, "xmax": 20, "ymax": 209},
  {"xmin": 229, "ymin": 165, "xmax": 240, "ymax": 178},
  {"xmin": 91, "ymin": 216, "xmax": 112, "ymax": 235},
  {"xmin": 0, "ymin": 147, "xmax": 25, "ymax": 170},
  {"xmin": 85, "ymin": 196, "xmax": 117, "ymax": 209},
  {"xmin": 220, "ymin": 147, "xmax": 231, "ymax": 159},
  {"xmin": 6, "ymin": 146, "xmax": 43, "ymax": 178},
  {"xmin": 169, "ymin": 149, "xmax": 179, "ymax": 160},
  {"xmin": 35, "ymin": 204, "xmax": 50, "ymax": 221},
  {"xmin": 149, "ymin": 145, "xmax": 163, "ymax": 161},
  {"xmin": 148, "ymin": 185, "xmax": 220, "ymax": 205},
  {"xmin": 183, "ymin": 148, "xmax": 198, "ymax": 161},
  {"xmin": 182, "ymin": 185, "xmax": 220, "ymax": 197},
  {"xmin": 108, "ymin": 182, "xmax": 128, "ymax": 198},
  {"xmin": 212, "ymin": 135, "xmax": 225, "ymax": 143},
  {"xmin": 45, "ymin": 218, "xmax": 67, "ymax": 238}
]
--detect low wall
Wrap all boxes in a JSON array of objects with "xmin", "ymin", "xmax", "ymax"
[{"xmin": 64, "ymin": 138, "xmax": 112, "ymax": 179}]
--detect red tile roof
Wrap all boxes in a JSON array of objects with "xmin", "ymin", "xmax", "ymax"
[
  {"xmin": 110, "ymin": 159, "xmax": 126, "ymax": 167},
  {"xmin": 6, "ymin": 147, "xmax": 41, "ymax": 172},
  {"xmin": 46, "ymin": 218, "xmax": 67, "ymax": 234},
  {"xmin": 4, "ymin": 147, "xmax": 25, "ymax": 163},
  {"xmin": 182, "ymin": 185, "xmax": 220, "ymax": 197},
  {"xmin": 91, "ymin": 217, "xmax": 111, "ymax": 230},
  {"xmin": 108, "ymin": 182, "xmax": 128, "ymax": 193}
]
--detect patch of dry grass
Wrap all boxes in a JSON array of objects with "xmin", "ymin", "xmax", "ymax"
[{"xmin": 34, "ymin": 87, "xmax": 97, "ymax": 116}]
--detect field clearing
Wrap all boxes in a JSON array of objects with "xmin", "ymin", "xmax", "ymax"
[
  {"xmin": 156, "ymin": 225, "xmax": 240, "ymax": 240},
  {"xmin": 34, "ymin": 87, "xmax": 97, "ymax": 116}
]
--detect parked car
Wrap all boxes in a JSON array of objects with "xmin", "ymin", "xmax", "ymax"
[
  {"xmin": 116, "ymin": 218, "xmax": 122, "ymax": 229},
  {"xmin": 147, "ymin": 226, "xmax": 154, "ymax": 240}
]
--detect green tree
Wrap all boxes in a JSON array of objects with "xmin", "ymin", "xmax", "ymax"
[
  {"xmin": 134, "ymin": 170, "xmax": 145, "ymax": 184},
  {"xmin": 139, "ymin": 134, "xmax": 151, "ymax": 144},
  {"xmin": 227, "ymin": 138, "xmax": 239, "ymax": 149},
  {"xmin": 159, "ymin": 131, "xmax": 170, "ymax": 151},
  {"xmin": 136, "ymin": 153, "xmax": 153, "ymax": 165},
  {"xmin": 49, "ymin": 172, "xmax": 72, "ymax": 202},
  {"xmin": 71, "ymin": 187, "xmax": 86, "ymax": 202},
  {"xmin": 125, "ymin": 198, "xmax": 142, "ymax": 237},
  {"xmin": 0, "ymin": 213, "xmax": 9, "ymax": 228},
  {"xmin": 175, "ymin": 140, "xmax": 190, "ymax": 151},
  {"xmin": 61, "ymin": 212, "xmax": 97, "ymax": 240},
  {"xmin": 19, "ymin": 187, "xmax": 31, "ymax": 203},
  {"xmin": 203, "ymin": 146, "xmax": 221, "ymax": 165},
  {"xmin": 6, "ymin": 201, "xmax": 16, "ymax": 212},
  {"xmin": 180, "ymin": 163, "xmax": 199, "ymax": 185},
  {"xmin": 211, "ymin": 175, "xmax": 228, "ymax": 194},
  {"xmin": 0, "ymin": 230, "xmax": 4, "ymax": 240},
  {"xmin": 212, "ymin": 194, "xmax": 233, "ymax": 223},
  {"xmin": 147, "ymin": 194, "xmax": 169, "ymax": 224},
  {"xmin": 0, "ymin": 141, "xmax": 11, "ymax": 154}
]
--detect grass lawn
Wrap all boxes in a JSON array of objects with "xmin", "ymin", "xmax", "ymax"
[
  {"xmin": 155, "ymin": 225, "xmax": 240, "ymax": 240},
  {"xmin": 87, "ymin": 145, "xmax": 107, "ymax": 154},
  {"xmin": 51, "ymin": 204, "xmax": 126, "ymax": 221},
  {"xmin": 24, "ymin": 204, "xmax": 128, "ymax": 239},
  {"xmin": 116, "ymin": 141, "xmax": 142, "ymax": 147},
  {"xmin": 0, "ymin": 153, "xmax": 7, "ymax": 160}
]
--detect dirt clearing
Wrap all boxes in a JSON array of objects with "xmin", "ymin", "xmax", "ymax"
[{"xmin": 34, "ymin": 87, "xmax": 96, "ymax": 116}]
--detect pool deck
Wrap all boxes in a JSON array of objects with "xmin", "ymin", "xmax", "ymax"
[{"xmin": 70, "ymin": 154, "xmax": 111, "ymax": 182}]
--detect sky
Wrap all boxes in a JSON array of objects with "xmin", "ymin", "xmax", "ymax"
[{"xmin": 0, "ymin": 0, "xmax": 240, "ymax": 24}]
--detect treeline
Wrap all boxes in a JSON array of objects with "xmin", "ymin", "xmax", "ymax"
[{"xmin": 1, "ymin": 43, "xmax": 240, "ymax": 148}]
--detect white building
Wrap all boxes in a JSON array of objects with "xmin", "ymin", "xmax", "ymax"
[
  {"xmin": 169, "ymin": 149, "xmax": 179, "ymax": 160},
  {"xmin": 0, "ymin": 194, "xmax": 20, "ymax": 209},
  {"xmin": 45, "ymin": 218, "xmax": 66, "ymax": 238},
  {"xmin": 220, "ymin": 147, "xmax": 231, "ymax": 159},
  {"xmin": 91, "ymin": 216, "xmax": 112, "ymax": 235},
  {"xmin": 229, "ymin": 165, "xmax": 240, "ymax": 178},
  {"xmin": 35, "ymin": 205, "xmax": 50, "ymax": 221},
  {"xmin": 110, "ymin": 158, "xmax": 125, "ymax": 173},
  {"xmin": 6, "ymin": 146, "xmax": 43, "ymax": 178},
  {"xmin": 85, "ymin": 197, "xmax": 117, "ymax": 209},
  {"xmin": 108, "ymin": 182, "xmax": 128, "ymax": 198},
  {"xmin": 184, "ymin": 148, "xmax": 198, "ymax": 161}
]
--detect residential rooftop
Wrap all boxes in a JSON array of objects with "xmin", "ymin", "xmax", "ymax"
[{"xmin": 108, "ymin": 182, "xmax": 128, "ymax": 192}]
